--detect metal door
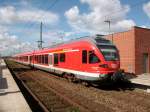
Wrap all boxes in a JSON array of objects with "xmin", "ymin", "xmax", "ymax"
[{"xmin": 143, "ymin": 53, "xmax": 149, "ymax": 73}]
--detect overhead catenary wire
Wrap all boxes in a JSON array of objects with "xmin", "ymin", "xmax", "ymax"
[
  {"xmin": 26, "ymin": 0, "xmax": 59, "ymax": 29},
  {"xmin": 25, "ymin": 0, "xmax": 147, "ymax": 36},
  {"xmin": 22, "ymin": 0, "xmax": 59, "ymax": 51},
  {"xmin": 24, "ymin": 0, "xmax": 148, "ymax": 34},
  {"xmin": 22, "ymin": 0, "xmax": 148, "ymax": 50}
]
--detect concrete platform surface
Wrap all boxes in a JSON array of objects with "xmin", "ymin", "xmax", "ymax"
[
  {"xmin": 0, "ymin": 59, "xmax": 32, "ymax": 112},
  {"xmin": 130, "ymin": 74, "xmax": 150, "ymax": 86}
]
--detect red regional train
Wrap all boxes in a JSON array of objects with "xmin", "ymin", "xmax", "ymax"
[{"xmin": 13, "ymin": 35, "xmax": 120, "ymax": 82}]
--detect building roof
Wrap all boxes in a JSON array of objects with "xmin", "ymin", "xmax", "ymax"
[{"xmin": 106, "ymin": 26, "xmax": 150, "ymax": 38}]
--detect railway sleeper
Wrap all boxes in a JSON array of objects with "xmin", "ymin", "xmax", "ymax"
[
  {"xmin": 50, "ymin": 107, "xmax": 74, "ymax": 112},
  {"xmin": 48, "ymin": 101, "xmax": 73, "ymax": 112}
]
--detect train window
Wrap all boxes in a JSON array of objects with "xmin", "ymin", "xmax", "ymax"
[
  {"xmin": 38, "ymin": 55, "xmax": 40, "ymax": 63},
  {"xmin": 97, "ymin": 45, "xmax": 119, "ymax": 61},
  {"xmin": 34, "ymin": 56, "xmax": 35, "ymax": 61},
  {"xmin": 25, "ymin": 56, "xmax": 27, "ymax": 61},
  {"xmin": 39, "ymin": 55, "xmax": 41, "ymax": 63},
  {"xmin": 42, "ymin": 55, "xmax": 45, "ymax": 64},
  {"xmin": 37, "ymin": 55, "xmax": 40, "ymax": 63},
  {"xmin": 41, "ymin": 55, "xmax": 43, "ymax": 63},
  {"xmin": 35, "ymin": 55, "xmax": 37, "ymax": 62},
  {"xmin": 60, "ymin": 53, "xmax": 65, "ymax": 62},
  {"xmin": 82, "ymin": 50, "xmax": 87, "ymax": 64},
  {"xmin": 37, "ymin": 55, "xmax": 38, "ymax": 62},
  {"xmin": 40, "ymin": 55, "xmax": 42, "ymax": 64},
  {"xmin": 45, "ymin": 54, "xmax": 48, "ymax": 64},
  {"xmin": 89, "ymin": 51, "xmax": 100, "ymax": 64},
  {"xmin": 30, "ymin": 56, "xmax": 32, "ymax": 62},
  {"xmin": 54, "ymin": 54, "xmax": 58, "ymax": 64},
  {"xmin": 25, "ymin": 56, "xmax": 28, "ymax": 61}
]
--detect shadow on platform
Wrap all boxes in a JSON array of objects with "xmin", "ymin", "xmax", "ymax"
[
  {"xmin": 0, "ymin": 64, "xmax": 7, "ymax": 70},
  {"xmin": 0, "ymin": 78, "xmax": 8, "ymax": 90},
  {"xmin": 0, "ymin": 90, "xmax": 20, "ymax": 96}
]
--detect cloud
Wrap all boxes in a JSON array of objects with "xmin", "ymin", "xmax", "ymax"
[
  {"xmin": 143, "ymin": 1, "xmax": 150, "ymax": 18},
  {"xmin": 40, "ymin": 30, "xmax": 89, "ymax": 48},
  {"xmin": 0, "ymin": 2, "xmax": 59, "ymax": 56},
  {"xmin": 0, "ymin": 6, "xmax": 16, "ymax": 24},
  {"xmin": 0, "ymin": 27, "xmax": 36, "ymax": 56},
  {"xmin": 0, "ymin": 6, "xmax": 59, "ymax": 24},
  {"xmin": 42, "ymin": 31, "xmax": 71, "ymax": 45},
  {"xmin": 17, "ymin": 9, "xmax": 59, "ymax": 24},
  {"xmin": 65, "ymin": 0, "xmax": 135, "ymax": 34}
]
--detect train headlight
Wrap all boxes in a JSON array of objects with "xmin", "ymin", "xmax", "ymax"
[{"xmin": 100, "ymin": 74, "xmax": 107, "ymax": 77}]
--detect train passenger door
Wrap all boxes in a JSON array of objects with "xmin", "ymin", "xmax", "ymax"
[{"xmin": 49, "ymin": 53, "xmax": 53, "ymax": 67}]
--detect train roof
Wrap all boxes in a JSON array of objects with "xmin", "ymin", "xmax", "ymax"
[
  {"xmin": 14, "ymin": 34, "xmax": 114, "ymax": 57},
  {"xmin": 45, "ymin": 34, "xmax": 113, "ymax": 48}
]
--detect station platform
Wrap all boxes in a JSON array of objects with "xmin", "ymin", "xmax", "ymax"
[
  {"xmin": 0, "ymin": 59, "xmax": 32, "ymax": 112},
  {"xmin": 129, "ymin": 74, "xmax": 150, "ymax": 93},
  {"xmin": 130, "ymin": 74, "xmax": 150, "ymax": 86}
]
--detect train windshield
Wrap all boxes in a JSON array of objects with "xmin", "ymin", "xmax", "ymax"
[{"xmin": 97, "ymin": 45, "xmax": 119, "ymax": 61}]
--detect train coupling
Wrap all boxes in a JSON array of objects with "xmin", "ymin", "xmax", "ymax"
[{"xmin": 111, "ymin": 69, "xmax": 127, "ymax": 82}]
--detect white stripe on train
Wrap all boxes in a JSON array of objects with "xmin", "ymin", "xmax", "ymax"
[{"xmin": 16, "ymin": 61, "xmax": 108, "ymax": 81}]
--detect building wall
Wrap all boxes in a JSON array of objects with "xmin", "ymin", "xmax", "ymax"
[
  {"xmin": 134, "ymin": 27, "xmax": 150, "ymax": 74},
  {"xmin": 106, "ymin": 26, "xmax": 150, "ymax": 75},
  {"xmin": 106, "ymin": 29, "xmax": 136, "ymax": 74}
]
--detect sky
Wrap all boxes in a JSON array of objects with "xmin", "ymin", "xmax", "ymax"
[{"xmin": 0, "ymin": 0, "xmax": 150, "ymax": 56}]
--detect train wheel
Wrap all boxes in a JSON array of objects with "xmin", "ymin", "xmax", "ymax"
[
  {"xmin": 67, "ymin": 74, "xmax": 74, "ymax": 82},
  {"xmin": 82, "ymin": 81, "xmax": 90, "ymax": 87},
  {"xmin": 62, "ymin": 73, "xmax": 78, "ymax": 83},
  {"xmin": 62, "ymin": 73, "xmax": 68, "ymax": 79}
]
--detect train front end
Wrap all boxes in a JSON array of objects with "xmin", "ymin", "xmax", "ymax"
[{"xmin": 94, "ymin": 35, "xmax": 123, "ymax": 81}]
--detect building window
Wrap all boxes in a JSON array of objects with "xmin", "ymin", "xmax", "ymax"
[
  {"xmin": 89, "ymin": 51, "xmax": 100, "ymax": 63},
  {"xmin": 82, "ymin": 50, "xmax": 87, "ymax": 63},
  {"xmin": 54, "ymin": 54, "xmax": 58, "ymax": 64},
  {"xmin": 60, "ymin": 53, "xmax": 65, "ymax": 62}
]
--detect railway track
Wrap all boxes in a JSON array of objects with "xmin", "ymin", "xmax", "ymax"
[
  {"xmin": 5, "ymin": 59, "xmax": 150, "ymax": 112},
  {"xmin": 23, "ymin": 73, "xmax": 90, "ymax": 112},
  {"xmin": 5, "ymin": 60, "xmax": 95, "ymax": 112}
]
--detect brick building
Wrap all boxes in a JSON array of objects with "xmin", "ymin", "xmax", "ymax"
[{"xmin": 106, "ymin": 26, "xmax": 150, "ymax": 75}]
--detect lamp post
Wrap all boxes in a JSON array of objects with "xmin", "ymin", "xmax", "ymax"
[{"xmin": 104, "ymin": 20, "xmax": 113, "ymax": 43}]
